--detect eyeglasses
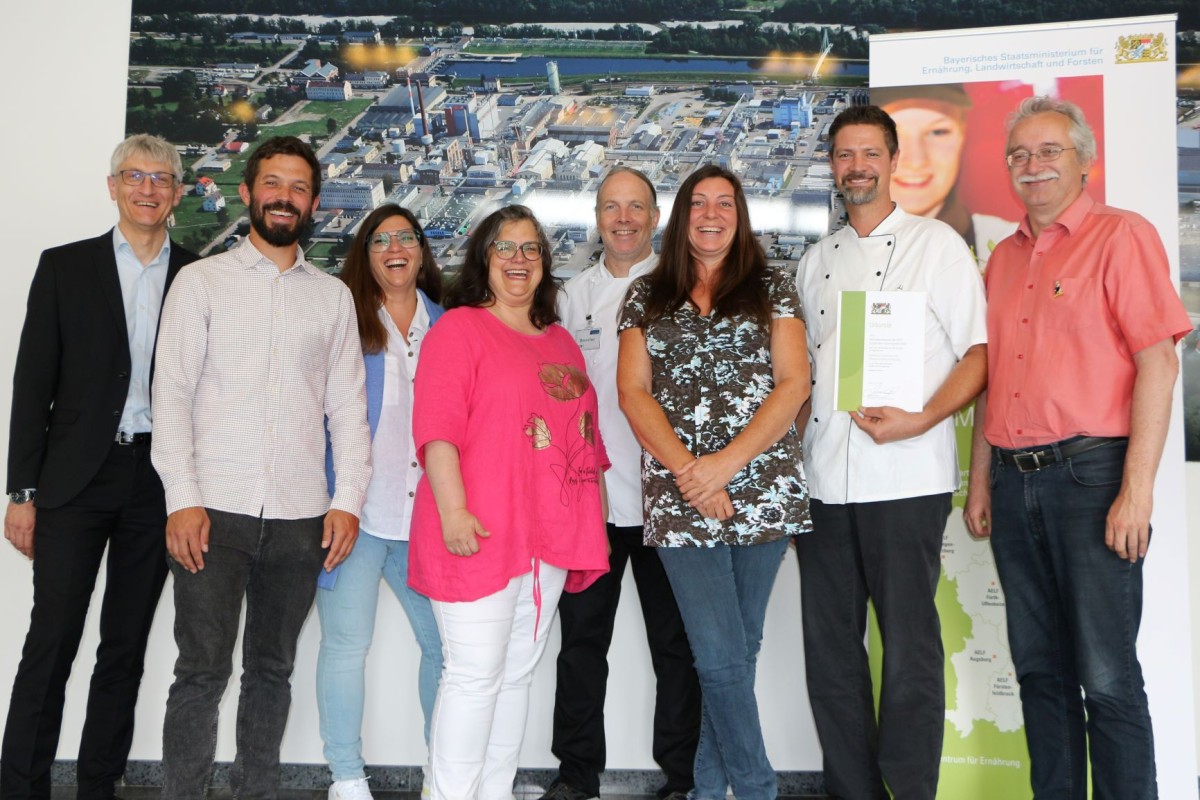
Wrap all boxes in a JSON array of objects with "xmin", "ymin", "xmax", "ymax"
[
  {"xmin": 117, "ymin": 169, "xmax": 177, "ymax": 188},
  {"xmin": 1005, "ymin": 146, "xmax": 1077, "ymax": 168},
  {"xmin": 491, "ymin": 240, "xmax": 544, "ymax": 260},
  {"xmin": 367, "ymin": 230, "xmax": 422, "ymax": 251}
]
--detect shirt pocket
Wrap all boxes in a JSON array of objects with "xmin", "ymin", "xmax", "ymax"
[{"xmin": 1041, "ymin": 278, "xmax": 1087, "ymax": 332}]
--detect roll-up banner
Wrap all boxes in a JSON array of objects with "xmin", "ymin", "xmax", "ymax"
[{"xmin": 870, "ymin": 15, "xmax": 1196, "ymax": 799}]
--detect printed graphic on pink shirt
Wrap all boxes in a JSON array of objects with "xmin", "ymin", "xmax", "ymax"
[{"xmin": 524, "ymin": 363, "xmax": 600, "ymax": 506}]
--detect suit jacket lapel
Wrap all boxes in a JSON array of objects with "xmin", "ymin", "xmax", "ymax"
[{"xmin": 93, "ymin": 229, "xmax": 130, "ymax": 369}]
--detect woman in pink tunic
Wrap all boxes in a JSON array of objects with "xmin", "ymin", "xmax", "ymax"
[{"xmin": 408, "ymin": 205, "xmax": 610, "ymax": 800}]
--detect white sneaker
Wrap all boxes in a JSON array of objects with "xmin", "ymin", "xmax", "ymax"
[{"xmin": 329, "ymin": 778, "xmax": 374, "ymax": 800}]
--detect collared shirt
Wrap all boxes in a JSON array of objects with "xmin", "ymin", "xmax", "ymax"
[
  {"xmin": 558, "ymin": 252, "xmax": 656, "ymax": 527},
  {"xmin": 983, "ymin": 192, "xmax": 1191, "ymax": 449},
  {"xmin": 113, "ymin": 226, "xmax": 170, "ymax": 435},
  {"xmin": 359, "ymin": 301, "xmax": 430, "ymax": 540},
  {"xmin": 797, "ymin": 204, "xmax": 987, "ymax": 504},
  {"xmin": 152, "ymin": 238, "xmax": 371, "ymax": 520}
]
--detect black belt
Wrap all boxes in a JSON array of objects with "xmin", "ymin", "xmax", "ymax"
[
  {"xmin": 996, "ymin": 436, "xmax": 1125, "ymax": 473},
  {"xmin": 115, "ymin": 431, "xmax": 152, "ymax": 446}
]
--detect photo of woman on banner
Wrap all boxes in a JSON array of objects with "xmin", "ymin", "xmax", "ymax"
[{"xmin": 872, "ymin": 83, "xmax": 1017, "ymax": 270}]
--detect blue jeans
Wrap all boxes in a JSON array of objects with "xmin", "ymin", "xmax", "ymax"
[
  {"xmin": 316, "ymin": 533, "xmax": 443, "ymax": 781},
  {"xmin": 657, "ymin": 538, "xmax": 788, "ymax": 800},
  {"xmin": 162, "ymin": 510, "xmax": 325, "ymax": 800},
  {"xmin": 990, "ymin": 439, "xmax": 1156, "ymax": 800}
]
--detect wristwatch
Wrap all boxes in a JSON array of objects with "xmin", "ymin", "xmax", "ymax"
[{"xmin": 8, "ymin": 489, "xmax": 36, "ymax": 504}]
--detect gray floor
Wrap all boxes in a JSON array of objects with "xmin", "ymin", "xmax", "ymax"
[
  {"xmin": 49, "ymin": 789, "xmax": 835, "ymax": 799},
  {"xmin": 45, "ymin": 762, "xmax": 835, "ymax": 799},
  {"xmin": 50, "ymin": 792, "xmax": 834, "ymax": 800},
  {"xmin": 49, "ymin": 792, "xmax": 419, "ymax": 799}
]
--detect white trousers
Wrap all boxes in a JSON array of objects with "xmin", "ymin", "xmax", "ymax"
[{"xmin": 428, "ymin": 563, "xmax": 568, "ymax": 800}]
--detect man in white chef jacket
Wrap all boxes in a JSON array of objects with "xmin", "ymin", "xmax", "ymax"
[
  {"xmin": 794, "ymin": 104, "xmax": 987, "ymax": 800},
  {"xmin": 543, "ymin": 167, "xmax": 700, "ymax": 800}
]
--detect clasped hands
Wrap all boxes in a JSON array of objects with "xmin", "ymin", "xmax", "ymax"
[{"xmin": 675, "ymin": 453, "xmax": 737, "ymax": 521}]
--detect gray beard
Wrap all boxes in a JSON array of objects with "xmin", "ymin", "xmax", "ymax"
[{"xmin": 840, "ymin": 182, "xmax": 879, "ymax": 206}]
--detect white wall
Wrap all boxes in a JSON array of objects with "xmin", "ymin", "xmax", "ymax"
[
  {"xmin": 1190, "ymin": 462, "xmax": 1200, "ymax": 773},
  {"xmin": 3, "ymin": 0, "xmax": 1198, "ymax": 781},
  {"xmin": 0, "ymin": 0, "xmax": 823, "ymax": 772},
  {"xmin": 0, "ymin": 0, "xmax": 145, "ymax": 761}
]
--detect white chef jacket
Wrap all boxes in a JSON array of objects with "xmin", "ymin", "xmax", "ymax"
[
  {"xmin": 558, "ymin": 252, "xmax": 657, "ymax": 526},
  {"xmin": 796, "ymin": 204, "xmax": 986, "ymax": 504}
]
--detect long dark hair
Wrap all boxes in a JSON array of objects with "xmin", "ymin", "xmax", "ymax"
[
  {"xmin": 446, "ymin": 204, "xmax": 559, "ymax": 330},
  {"xmin": 341, "ymin": 204, "xmax": 443, "ymax": 355},
  {"xmin": 640, "ymin": 164, "xmax": 771, "ymax": 330}
]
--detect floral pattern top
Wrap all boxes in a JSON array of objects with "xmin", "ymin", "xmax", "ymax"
[{"xmin": 618, "ymin": 267, "xmax": 811, "ymax": 547}]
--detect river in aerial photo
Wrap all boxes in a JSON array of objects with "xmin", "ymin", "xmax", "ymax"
[{"xmin": 438, "ymin": 54, "xmax": 867, "ymax": 80}]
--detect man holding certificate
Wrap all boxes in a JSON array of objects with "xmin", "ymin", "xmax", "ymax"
[{"xmin": 794, "ymin": 104, "xmax": 987, "ymax": 800}]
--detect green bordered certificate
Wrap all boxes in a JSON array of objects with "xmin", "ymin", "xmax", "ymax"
[{"xmin": 834, "ymin": 290, "xmax": 926, "ymax": 413}]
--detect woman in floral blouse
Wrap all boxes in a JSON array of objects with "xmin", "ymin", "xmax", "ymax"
[
  {"xmin": 408, "ymin": 205, "xmax": 610, "ymax": 800},
  {"xmin": 617, "ymin": 165, "xmax": 810, "ymax": 800}
]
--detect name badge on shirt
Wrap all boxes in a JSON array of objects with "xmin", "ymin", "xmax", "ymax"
[{"xmin": 574, "ymin": 327, "xmax": 602, "ymax": 351}]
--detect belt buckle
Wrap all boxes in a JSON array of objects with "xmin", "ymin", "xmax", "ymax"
[{"xmin": 1012, "ymin": 451, "xmax": 1043, "ymax": 473}]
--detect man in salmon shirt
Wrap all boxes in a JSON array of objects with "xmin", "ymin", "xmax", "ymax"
[{"xmin": 965, "ymin": 96, "xmax": 1191, "ymax": 800}]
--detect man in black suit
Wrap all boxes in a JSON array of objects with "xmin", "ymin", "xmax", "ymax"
[{"xmin": 2, "ymin": 134, "xmax": 197, "ymax": 800}]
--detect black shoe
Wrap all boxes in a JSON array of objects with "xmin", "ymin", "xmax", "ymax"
[
  {"xmin": 659, "ymin": 792, "xmax": 690, "ymax": 800},
  {"xmin": 539, "ymin": 780, "xmax": 598, "ymax": 800}
]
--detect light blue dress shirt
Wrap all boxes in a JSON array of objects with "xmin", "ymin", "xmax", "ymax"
[{"xmin": 113, "ymin": 227, "xmax": 170, "ymax": 435}]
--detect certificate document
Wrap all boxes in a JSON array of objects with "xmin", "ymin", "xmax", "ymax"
[{"xmin": 834, "ymin": 290, "xmax": 925, "ymax": 413}]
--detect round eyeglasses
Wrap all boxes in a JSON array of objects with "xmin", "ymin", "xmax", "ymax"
[
  {"xmin": 117, "ymin": 169, "xmax": 177, "ymax": 188},
  {"xmin": 491, "ymin": 240, "xmax": 544, "ymax": 260},
  {"xmin": 368, "ymin": 230, "xmax": 423, "ymax": 251}
]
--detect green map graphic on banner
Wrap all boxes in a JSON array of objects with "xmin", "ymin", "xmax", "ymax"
[{"xmin": 938, "ymin": 403, "xmax": 1031, "ymax": 795}]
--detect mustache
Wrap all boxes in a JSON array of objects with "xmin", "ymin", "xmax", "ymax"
[
  {"xmin": 1016, "ymin": 169, "xmax": 1060, "ymax": 184},
  {"xmin": 841, "ymin": 171, "xmax": 877, "ymax": 183}
]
